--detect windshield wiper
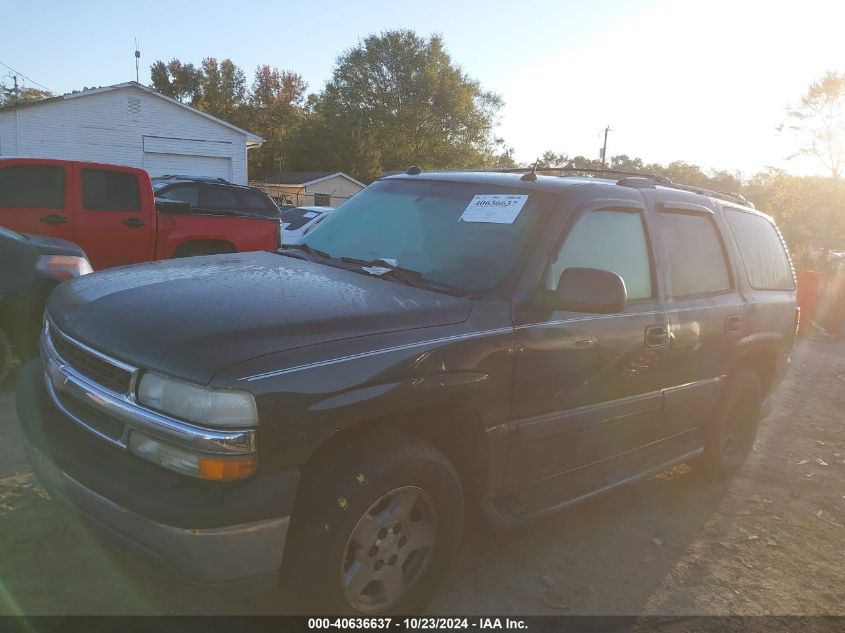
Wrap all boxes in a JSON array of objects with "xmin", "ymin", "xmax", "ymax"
[
  {"xmin": 276, "ymin": 243, "xmax": 333, "ymax": 262},
  {"xmin": 341, "ymin": 257, "xmax": 475, "ymax": 296},
  {"xmin": 340, "ymin": 257, "xmax": 428, "ymax": 289}
]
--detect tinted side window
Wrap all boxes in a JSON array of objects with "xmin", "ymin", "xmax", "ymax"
[
  {"xmin": 547, "ymin": 210, "xmax": 653, "ymax": 300},
  {"xmin": 237, "ymin": 189, "xmax": 278, "ymax": 217},
  {"xmin": 82, "ymin": 169, "xmax": 141, "ymax": 212},
  {"xmin": 157, "ymin": 185, "xmax": 199, "ymax": 207},
  {"xmin": 200, "ymin": 185, "xmax": 237, "ymax": 210},
  {"xmin": 726, "ymin": 210, "xmax": 795, "ymax": 290},
  {"xmin": 0, "ymin": 165, "xmax": 65, "ymax": 208},
  {"xmin": 658, "ymin": 211, "xmax": 731, "ymax": 297}
]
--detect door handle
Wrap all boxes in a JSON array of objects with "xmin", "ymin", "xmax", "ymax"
[
  {"xmin": 644, "ymin": 325, "xmax": 669, "ymax": 349},
  {"xmin": 725, "ymin": 315, "xmax": 743, "ymax": 334},
  {"xmin": 40, "ymin": 214, "xmax": 68, "ymax": 225},
  {"xmin": 122, "ymin": 218, "xmax": 146, "ymax": 228}
]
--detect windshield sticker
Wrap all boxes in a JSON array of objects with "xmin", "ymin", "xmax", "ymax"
[
  {"xmin": 303, "ymin": 211, "xmax": 319, "ymax": 218},
  {"xmin": 459, "ymin": 194, "xmax": 528, "ymax": 224}
]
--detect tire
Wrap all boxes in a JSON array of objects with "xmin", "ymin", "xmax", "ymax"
[
  {"xmin": 280, "ymin": 431, "xmax": 464, "ymax": 614},
  {"xmin": 0, "ymin": 327, "xmax": 12, "ymax": 387},
  {"xmin": 697, "ymin": 367, "xmax": 762, "ymax": 478}
]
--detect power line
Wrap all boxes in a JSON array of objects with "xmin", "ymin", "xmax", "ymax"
[{"xmin": 0, "ymin": 60, "xmax": 52, "ymax": 93}]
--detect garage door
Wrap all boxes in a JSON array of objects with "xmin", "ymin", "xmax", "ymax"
[
  {"xmin": 142, "ymin": 136, "xmax": 234, "ymax": 181},
  {"xmin": 143, "ymin": 152, "xmax": 232, "ymax": 181}
]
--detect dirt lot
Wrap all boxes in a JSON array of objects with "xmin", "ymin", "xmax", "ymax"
[{"xmin": 1, "ymin": 339, "xmax": 843, "ymax": 616}]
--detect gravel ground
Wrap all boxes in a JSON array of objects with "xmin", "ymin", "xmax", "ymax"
[{"xmin": 0, "ymin": 339, "xmax": 843, "ymax": 616}]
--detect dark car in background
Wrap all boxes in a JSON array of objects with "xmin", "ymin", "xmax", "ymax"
[
  {"xmin": 16, "ymin": 169, "xmax": 797, "ymax": 613},
  {"xmin": 152, "ymin": 175, "xmax": 280, "ymax": 220},
  {"xmin": 0, "ymin": 227, "xmax": 91, "ymax": 385}
]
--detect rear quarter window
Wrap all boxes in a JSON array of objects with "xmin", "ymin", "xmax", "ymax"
[
  {"xmin": 237, "ymin": 189, "xmax": 278, "ymax": 218},
  {"xmin": 725, "ymin": 209, "xmax": 795, "ymax": 290}
]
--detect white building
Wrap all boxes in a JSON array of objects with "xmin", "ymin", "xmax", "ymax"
[
  {"xmin": 256, "ymin": 172, "xmax": 366, "ymax": 207},
  {"xmin": 0, "ymin": 82, "xmax": 262, "ymax": 185}
]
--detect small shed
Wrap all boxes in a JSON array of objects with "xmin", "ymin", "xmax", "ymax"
[
  {"xmin": 0, "ymin": 82, "xmax": 262, "ymax": 185},
  {"xmin": 255, "ymin": 171, "xmax": 365, "ymax": 207}
]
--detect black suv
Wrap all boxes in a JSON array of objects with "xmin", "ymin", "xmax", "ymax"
[
  {"xmin": 17, "ymin": 170, "xmax": 797, "ymax": 614},
  {"xmin": 152, "ymin": 175, "xmax": 279, "ymax": 219}
]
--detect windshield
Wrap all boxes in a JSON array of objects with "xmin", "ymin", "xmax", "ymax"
[
  {"xmin": 300, "ymin": 179, "xmax": 549, "ymax": 292},
  {"xmin": 281, "ymin": 207, "xmax": 325, "ymax": 231}
]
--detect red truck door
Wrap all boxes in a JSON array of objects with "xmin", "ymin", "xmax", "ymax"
[
  {"xmin": 72, "ymin": 163, "xmax": 155, "ymax": 269},
  {"xmin": 0, "ymin": 159, "xmax": 74, "ymax": 241}
]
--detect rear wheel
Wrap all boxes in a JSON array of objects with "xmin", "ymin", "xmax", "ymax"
[
  {"xmin": 280, "ymin": 431, "xmax": 464, "ymax": 614},
  {"xmin": 698, "ymin": 367, "xmax": 762, "ymax": 477}
]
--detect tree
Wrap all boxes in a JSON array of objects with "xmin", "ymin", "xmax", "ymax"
[
  {"xmin": 150, "ymin": 59, "xmax": 203, "ymax": 105},
  {"xmin": 247, "ymin": 65, "xmax": 308, "ymax": 180},
  {"xmin": 290, "ymin": 30, "xmax": 508, "ymax": 177},
  {"xmin": 198, "ymin": 58, "xmax": 247, "ymax": 124},
  {"xmin": 149, "ymin": 57, "xmax": 307, "ymax": 178},
  {"xmin": 0, "ymin": 85, "xmax": 52, "ymax": 107},
  {"xmin": 782, "ymin": 71, "xmax": 845, "ymax": 179}
]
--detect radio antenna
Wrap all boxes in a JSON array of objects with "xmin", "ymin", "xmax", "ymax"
[{"xmin": 134, "ymin": 38, "xmax": 141, "ymax": 83}]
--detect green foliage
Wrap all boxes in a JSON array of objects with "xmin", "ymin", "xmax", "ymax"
[
  {"xmin": 288, "ymin": 30, "xmax": 511, "ymax": 178},
  {"xmin": 149, "ymin": 56, "xmax": 306, "ymax": 178},
  {"xmin": 0, "ymin": 85, "xmax": 53, "ymax": 107}
]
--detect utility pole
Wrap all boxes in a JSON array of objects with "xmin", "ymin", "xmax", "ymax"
[{"xmin": 600, "ymin": 124, "xmax": 612, "ymax": 168}]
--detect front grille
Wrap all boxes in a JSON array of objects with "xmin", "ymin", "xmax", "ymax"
[
  {"xmin": 55, "ymin": 390, "xmax": 125, "ymax": 442},
  {"xmin": 49, "ymin": 327, "xmax": 133, "ymax": 395}
]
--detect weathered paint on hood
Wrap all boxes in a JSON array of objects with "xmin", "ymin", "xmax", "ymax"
[{"xmin": 47, "ymin": 251, "xmax": 472, "ymax": 384}]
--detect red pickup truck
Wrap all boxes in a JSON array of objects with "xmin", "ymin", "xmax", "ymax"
[{"xmin": 0, "ymin": 158, "xmax": 280, "ymax": 270}]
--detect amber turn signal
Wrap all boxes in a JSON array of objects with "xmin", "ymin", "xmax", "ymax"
[{"xmin": 198, "ymin": 456, "xmax": 257, "ymax": 480}]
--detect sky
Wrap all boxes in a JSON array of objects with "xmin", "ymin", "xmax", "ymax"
[{"xmin": 2, "ymin": 0, "xmax": 844, "ymax": 176}]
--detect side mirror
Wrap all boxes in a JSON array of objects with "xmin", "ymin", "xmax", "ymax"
[
  {"xmin": 553, "ymin": 267, "xmax": 627, "ymax": 313},
  {"xmin": 155, "ymin": 198, "xmax": 191, "ymax": 215}
]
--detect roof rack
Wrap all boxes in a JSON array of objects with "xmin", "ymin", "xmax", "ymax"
[{"xmin": 492, "ymin": 166, "xmax": 753, "ymax": 208}]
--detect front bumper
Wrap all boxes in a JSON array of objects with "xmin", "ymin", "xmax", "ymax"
[
  {"xmin": 25, "ymin": 439, "xmax": 289, "ymax": 590},
  {"xmin": 16, "ymin": 359, "xmax": 299, "ymax": 590}
]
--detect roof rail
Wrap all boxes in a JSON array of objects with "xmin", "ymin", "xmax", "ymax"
[{"xmin": 489, "ymin": 166, "xmax": 752, "ymax": 207}]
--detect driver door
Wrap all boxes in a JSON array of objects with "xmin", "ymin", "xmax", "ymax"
[{"xmin": 506, "ymin": 203, "xmax": 669, "ymax": 490}]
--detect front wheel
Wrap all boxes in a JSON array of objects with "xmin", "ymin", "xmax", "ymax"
[{"xmin": 280, "ymin": 431, "xmax": 464, "ymax": 614}]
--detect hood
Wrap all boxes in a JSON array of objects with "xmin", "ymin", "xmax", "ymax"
[
  {"xmin": 26, "ymin": 233, "xmax": 87, "ymax": 258},
  {"xmin": 47, "ymin": 252, "xmax": 472, "ymax": 384}
]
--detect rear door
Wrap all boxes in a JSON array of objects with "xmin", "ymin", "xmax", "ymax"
[
  {"xmin": 507, "ymin": 200, "xmax": 670, "ymax": 491},
  {"xmin": 72, "ymin": 164, "xmax": 155, "ymax": 269},
  {"xmin": 643, "ymin": 194, "xmax": 748, "ymax": 435},
  {"xmin": 0, "ymin": 160, "xmax": 73, "ymax": 241}
]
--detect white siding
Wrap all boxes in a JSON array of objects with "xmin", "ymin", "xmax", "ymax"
[
  {"xmin": 305, "ymin": 175, "xmax": 364, "ymax": 206},
  {"xmin": 0, "ymin": 87, "xmax": 252, "ymax": 184}
]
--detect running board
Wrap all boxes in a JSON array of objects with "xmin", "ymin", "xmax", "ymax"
[{"xmin": 482, "ymin": 447, "xmax": 703, "ymax": 529}]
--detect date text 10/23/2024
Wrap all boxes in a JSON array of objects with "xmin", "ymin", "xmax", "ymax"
[{"xmin": 307, "ymin": 618, "xmax": 529, "ymax": 630}]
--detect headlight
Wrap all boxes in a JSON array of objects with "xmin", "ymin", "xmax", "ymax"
[
  {"xmin": 137, "ymin": 371, "xmax": 258, "ymax": 428},
  {"xmin": 128, "ymin": 431, "xmax": 257, "ymax": 480},
  {"xmin": 36, "ymin": 255, "xmax": 93, "ymax": 281}
]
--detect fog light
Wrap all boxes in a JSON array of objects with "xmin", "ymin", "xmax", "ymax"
[{"xmin": 128, "ymin": 431, "xmax": 256, "ymax": 480}]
